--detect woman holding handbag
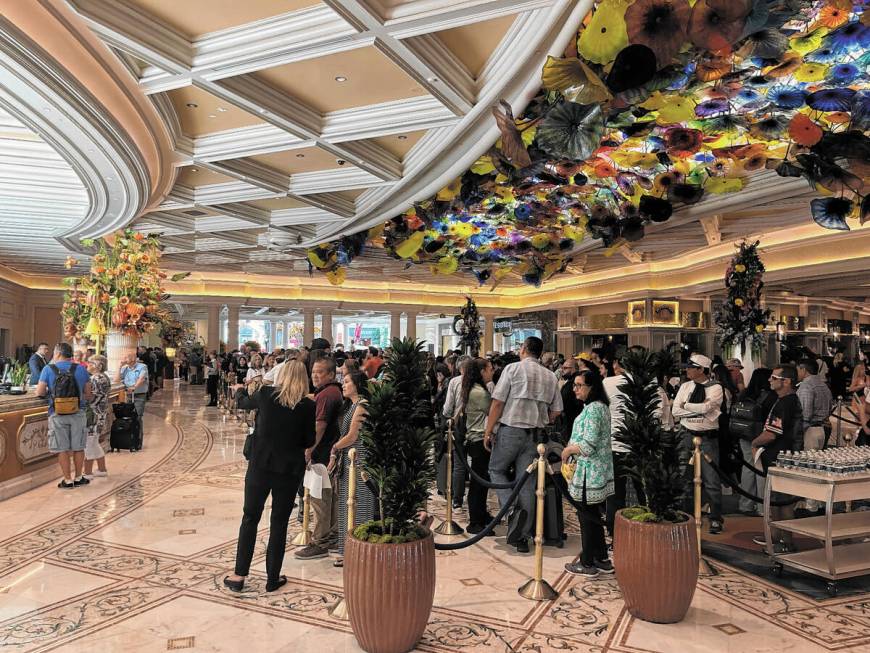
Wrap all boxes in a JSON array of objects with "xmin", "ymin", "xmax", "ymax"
[
  {"xmin": 83, "ymin": 355, "xmax": 111, "ymax": 478},
  {"xmin": 561, "ymin": 369, "xmax": 615, "ymax": 578},
  {"xmin": 457, "ymin": 358, "xmax": 495, "ymax": 534},
  {"xmin": 224, "ymin": 361, "xmax": 315, "ymax": 593}
]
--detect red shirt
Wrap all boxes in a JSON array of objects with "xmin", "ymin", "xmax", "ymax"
[{"xmin": 362, "ymin": 357, "xmax": 383, "ymax": 379}]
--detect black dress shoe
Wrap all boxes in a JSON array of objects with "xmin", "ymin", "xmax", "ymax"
[
  {"xmin": 466, "ymin": 523, "xmax": 494, "ymax": 536},
  {"xmin": 265, "ymin": 575, "xmax": 287, "ymax": 592},
  {"xmin": 515, "ymin": 538, "xmax": 530, "ymax": 553},
  {"xmin": 223, "ymin": 576, "xmax": 244, "ymax": 592},
  {"xmin": 506, "ymin": 508, "xmax": 528, "ymax": 545}
]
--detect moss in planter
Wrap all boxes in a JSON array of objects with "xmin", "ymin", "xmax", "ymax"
[
  {"xmin": 622, "ymin": 506, "xmax": 690, "ymax": 523},
  {"xmin": 353, "ymin": 518, "xmax": 428, "ymax": 544}
]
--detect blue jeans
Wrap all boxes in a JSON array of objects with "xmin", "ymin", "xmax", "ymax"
[{"xmin": 488, "ymin": 425, "xmax": 537, "ymax": 539}]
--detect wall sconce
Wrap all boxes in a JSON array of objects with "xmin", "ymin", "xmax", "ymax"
[{"xmin": 775, "ymin": 321, "xmax": 786, "ymax": 343}]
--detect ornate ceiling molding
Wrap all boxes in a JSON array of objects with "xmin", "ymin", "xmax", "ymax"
[{"xmin": 0, "ymin": 0, "xmax": 175, "ymax": 255}]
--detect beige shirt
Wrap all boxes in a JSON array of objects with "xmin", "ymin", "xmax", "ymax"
[{"xmin": 492, "ymin": 358, "xmax": 562, "ymax": 429}]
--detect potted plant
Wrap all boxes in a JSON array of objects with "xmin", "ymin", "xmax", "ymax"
[
  {"xmin": 9, "ymin": 363, "xmax": 29, "ymax": 392},
  {"xmin": 344, "ymin": 337, "xmax": 437, "ymax": 653},
  {"xmin": 613, "ymin": 348, "xmax": 697, "ymax": 624}
]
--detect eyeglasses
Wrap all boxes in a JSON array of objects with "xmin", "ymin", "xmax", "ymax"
[
  {"xmin": 573, "ymin": 382, "xmax": 588, "ymax": 389},
  {"xmin": 770, "ymin": 374, "xmax": 786, "ymax": 381}
]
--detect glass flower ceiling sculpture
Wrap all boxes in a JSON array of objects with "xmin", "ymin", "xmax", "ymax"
[{"xmin": 309, "ymin": 0, "xmax": 869, "ymax": 287}]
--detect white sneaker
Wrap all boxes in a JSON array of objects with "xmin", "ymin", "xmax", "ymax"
[{"xmin": 92, "ymin": 471, "xmax": 108, "ymax": 477}]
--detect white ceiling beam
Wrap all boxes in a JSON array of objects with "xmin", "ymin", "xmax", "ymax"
[
  {"xmin": 701, "ymin": 214, "xmax": 722, "ymax": 246},
  {"xmin": 210, "ymin": 202, "xmax": 273, "ymax": 226},
  {"xmin": 198, "ymin": 158, "xmax": 291, "ymax": 194},
  {"xmin": 291, "ymin": 192, "xmax": 356, "ymax": 219},
  {"xmin": 381, "ymin": 0, "xmax": 551, "ymax": 36}
]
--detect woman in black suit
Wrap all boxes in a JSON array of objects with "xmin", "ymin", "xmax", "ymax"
[{"xmin": 223, "ymin": 360, "xmax": 315, "ymax": 592}]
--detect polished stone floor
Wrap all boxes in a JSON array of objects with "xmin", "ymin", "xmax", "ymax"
[{"xmin": 2, "ymin": 383, "xmax": 870, "ymax": 652}]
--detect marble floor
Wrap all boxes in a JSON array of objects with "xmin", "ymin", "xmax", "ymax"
[{"xmin": 2, "ymin": 383, "xmax": 870, "ymax": 653}]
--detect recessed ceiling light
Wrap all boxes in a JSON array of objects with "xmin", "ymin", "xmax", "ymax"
[
  {"xmin": 208, "ymin": 114, "xmax": 217, "ymax": 118},
  {"xmin": 428, "ymin": 77, "xmax": 439, "ymax": 83},
  {"xmin": 186, "ymin": 102, "xmax": 198, "ymax": 109},
  {"xmin": 191, "ymin": 167, "xmax": 198, "ymax": 172},
  {"xmin": 397, "ymin": 135, "xmax": 407, "ymax": 140},
  {"xmin": 217, "ymin": 107, "xmax": 228, "ymax": 112},
  {"xmin": 296, "ymin": 153, "xmax": 305, "ymax": 158},
  {"xmin": 334, "ymin": 76, "xmax": 347, "ymax": 82}
]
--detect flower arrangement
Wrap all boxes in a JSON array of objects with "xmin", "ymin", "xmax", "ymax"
[
  {"xmin": 714, "ymin": 240, "xmax": 772, "ymax": 357},
  {"xmin": 160, "ymin": 318, "xmax": 194, "ymax": 347},
  {"xmin": 61, "ymin": 229, "xmax": 187, "ymax": 340}
]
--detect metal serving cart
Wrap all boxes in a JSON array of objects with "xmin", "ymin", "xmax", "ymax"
[{"xmin": 764, "ymin": 466, "xmax": 870, "ymax": 596}]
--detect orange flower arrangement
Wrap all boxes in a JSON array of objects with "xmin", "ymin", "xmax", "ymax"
[{"xmin": 62, "ymin": 229, "xmax": 188, "ymax": 339}]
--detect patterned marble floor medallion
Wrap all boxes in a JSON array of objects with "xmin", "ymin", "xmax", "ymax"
[{"xmin": 3, "ymin": 383, "xmax": 870, "ymax": 652}]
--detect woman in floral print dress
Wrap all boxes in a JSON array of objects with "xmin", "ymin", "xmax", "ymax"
[
  {"xmin": 84, "ymin": 355, "xmax": 111, "ymax": 478},
  {"xmin": 561, "ymin": 368, "xmax": 614, "ymax": 578}
]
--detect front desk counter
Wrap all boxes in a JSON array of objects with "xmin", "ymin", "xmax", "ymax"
[{"xmin": 0, "ymin": 388, "xmax": 119, "ymax": 500}]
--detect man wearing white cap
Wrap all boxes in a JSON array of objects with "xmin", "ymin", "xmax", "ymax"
[{"xmin": 672, "ymin": 353, "xmax": 725, "ymax": 534}]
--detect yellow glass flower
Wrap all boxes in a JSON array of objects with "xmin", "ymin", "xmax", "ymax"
[
  {"xmin": 578, "ymin": 0, "xmax": 630, "ymax": 64},
  {"xmin": 432, "ymin": 256, "xmax": 458, "ymax": 275},
  {"xmin": 789, "ymin": 28, "xmax": 826, "ymax": 54},
  {"xmin": 735, "ymin": 264, "xmax": 746, "ymax": 272},
  {"xmin": 755, "ymin": 324, "xmax": 765, "ymax": 333},
  {"xmin": 734, "ymin": 298, "xmax": 745, "ymax": 306},
  {"xmin": 394, "ymin": 231, "xmax": 425, "ymax": 259},
  {"xmin": 656, "ymin": 96, "xmax": 697, "ymax": 124},
  {"xmin": 793, "ymin": 63, "xmax": 829, "ymax": 82},
  {"xmin": 706, "ymin": 176, "xmax": 746, "ymax": 194}
]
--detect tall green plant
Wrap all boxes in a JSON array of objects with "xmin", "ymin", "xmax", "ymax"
[
  {"xmin": 616, "ymin": 348, "xmax": 689, "ymax": 523},
  {"xmin": 357, "ymin": 337, "xmax": 436, "ymax": 541}
]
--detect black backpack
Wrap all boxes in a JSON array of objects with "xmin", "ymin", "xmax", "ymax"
[
  {"xmin": 50, "ymin": 363, "xmax": 81, "ymax": 415},
  {"xmin": 729, "ymin": 391, "xmax": 770, "ymax": 441}
]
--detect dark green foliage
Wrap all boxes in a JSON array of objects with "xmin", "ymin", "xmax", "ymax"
[
  {"xmin": 616, "ymin": 348, "xmax": 689, "ymax": 523},
  {"xmin": 358, "ymin": 338, "xmax": 437, "ymax": 540}
]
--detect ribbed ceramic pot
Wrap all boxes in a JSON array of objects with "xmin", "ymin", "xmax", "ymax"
[
  {"xmin": 105, "ymin": 330, "xmax": 138, "ymax": 381},
  {"xmin": 613, "ymin": 511, "xmax": 699, "ymax": 624},
  {"xmin": 344, "ymin": 531, "xmax": 435, "ymax": 653}
]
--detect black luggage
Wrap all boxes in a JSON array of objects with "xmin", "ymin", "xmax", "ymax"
[
  {"xmin": 112, "ymin": 401, "xmax": 137, "ymax": 419},
  {"xmin": 542, "ymin": 481, "xmax": 566, "ymax": 547},
  {"xmin": 110, "ymin": 415, "xmax": 141, "ymax": 452}
]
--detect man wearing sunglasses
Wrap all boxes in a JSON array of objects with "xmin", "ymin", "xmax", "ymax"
[
  {"xmin": 751, "ymin": 364, "xmax": 802, "ymax": 551},
  {"xmin": 672, "ymin": 353, "xmax": 725, "ymax": 534}
]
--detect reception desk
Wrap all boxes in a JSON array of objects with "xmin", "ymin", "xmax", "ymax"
[{"xmin": 0, "ymin": 389, "xmax": 117, "ymax": 500}]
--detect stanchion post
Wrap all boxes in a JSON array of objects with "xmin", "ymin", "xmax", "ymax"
[
  {"xmin": 518, "ymin": 444, "xmax": 558, "ymax": 601},
  {"xmin": 330, "ymin": 449, "xmax": 356, "ymax": 620},
  {"xmin": 291, "ymin": 487, "xmax": 313, "ymax": 546},
  {"xmin": 694, "ymin": 436, "xmax": 717, "ymax": 577},
  {"xmin": 434, "ymin": 420, "xmax": 464, "ymax": 535}
]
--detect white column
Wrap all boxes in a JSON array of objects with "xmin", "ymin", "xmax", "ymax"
[
  {"xmin": 390, "ymin": 311, "xmax": 401, "ymax": 342},
  {"xmin": 405, "ymin": 311, "xmax": 417, "ymax": 342},
  {"xmin": 303, "ymin": 309, "xmax": 315, "ymax": 347},
  {"xmin": 270, "ymin": 321, "xmax": 278, "ymax": 350},
  {"xmin": 227, "ymin": 305, "xmax": 240, "ymax": 350},
  {"xmin": 321, "ymin": 309, "xmax": 333, "ymax": 346},
  {"xmin": 483, "ymin": 313, "xmax": 494, "ymax": 355},
  {"xmin": 207, "ymin": 304, "xmax": 220, "ymax": 353}
]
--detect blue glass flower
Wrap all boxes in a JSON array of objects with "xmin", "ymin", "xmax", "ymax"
[
  {"xmin": 807, "ymin": 88, "xmax": 856, "ymax": 112},
  {"xmin": 827, "ymin": 63, "xmax": 860, "ymax": 84},
  {"xmin": 695, "ymin": 98, "xmax": 729, "ymax": 117},
  {"xmin": 805, "ymin": 46, "xmax": 841, "ymax": 63},
  {"xmin": 514, "ymin": 204, "xmax": 532, "ymax": 221},
  {"xmin": 811, "ymin": 197, "xmax": 851, "ymax": 231},
  {"xmin": 852, "ymin": 90, "xmax": 870, "ymax": 131},
  {"xmin": 824, "ymin": 21, "xmax": 870, "ymax": 53},
  {"xmin": 735, "ymin": 88, "xmax": 762, "ymax": 104},
  {"xmin": 767, "ymin": 86, "xmax": 806, "ymax": 109}
]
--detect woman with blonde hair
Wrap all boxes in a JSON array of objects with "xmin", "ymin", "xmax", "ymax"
[
  {"xmin": 224, "ymin": 360, "xmax": 316, "ymax": 593},
  {"xmin": 84, "ymin": 355, "xmax": 111, "ymax": 478}
]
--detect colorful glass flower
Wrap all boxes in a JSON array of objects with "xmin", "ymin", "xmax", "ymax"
[
  {"xmin": 688, "ymin": 0, "xmax": 747, "ymax": 53},
  {"xmin": 767, "ymin": 85, "xmax": 806, "ymax": 109},
  {"xmin": 807, "ymin": 87, "xmax": 857, "ymax": 111},
  {"xmin": 789, "ymin": 113, "xmax": 824, "ymax": 146},
  {"xmin": 810, "ymin": 197, "xmax": 852, "ymax": 230},
  {"xmin": 624, "ymin": 0, "xmax": 691, "ymax": 65},
  {"xmin": 695, "ymin": 97, "xmax": 730, "ymax": 116},
  {"xmin": 578, "ymin": 0, "xmax": 630, "ymax": 64}
]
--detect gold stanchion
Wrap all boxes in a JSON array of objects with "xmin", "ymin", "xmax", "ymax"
[
  {"xmin": 291, "ymin": 486, "xmax": 313, "ymax": 546},
  {"xmin": 693, "ymin": 436, "xmax": 717, "ymax": 577},
  {"xmin": 434, "ymin": 420, "xmax": 464, "ymax": 535},
  {"xmin": 330, "ymin": 449, "xmax": 357, "ymax": 620},
  {"xmin": 518, "ymin": 443, "xmax": 558, "ymax": 601}
]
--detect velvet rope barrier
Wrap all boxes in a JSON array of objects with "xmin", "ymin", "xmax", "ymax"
[
  {"xmin": 702, "ymin": 452, "xmax": 797, "ymax": 506},
  {"xmin": 433, "ymin": 466, "xmax": 534, "ymax": 550},
  {"xmin": 450, "ymin": 434, "xmax": 523, "ymax": 490}
]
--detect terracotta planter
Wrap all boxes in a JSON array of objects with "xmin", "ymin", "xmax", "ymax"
[
  {"xmin": 344, "ymin": 531, "xmax": 435, "ymax": 653},
  {"xmin": 613, "ymin": 510, "xmax": 698, "ymax": 624}
]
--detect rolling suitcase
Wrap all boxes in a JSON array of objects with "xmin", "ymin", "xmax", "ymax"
[
  {"xmin": 110, "ymin": 399, "xmax": 141, "ymax": 451},
  {"xmin": 542, "ymin": 481, "xmax": 566, "ymax": 547}
]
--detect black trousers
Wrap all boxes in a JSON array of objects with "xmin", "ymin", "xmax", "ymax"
[
  {"xmin": 206, "ymin": 376, "xmax": 218, "ymax": 405},
  {"xmin": 466, "ymin": 440, "xmax": 491, "ymax": 526},
  {"xmin": 578, "ymin": 502, "xmax": 607, "ymax": 566},
  {"xmin": 234, "ymin": 465, "xmax": 303, "ymax": 581},
  {"xmin": 605, "ymin": 451, "xmax": 646, "ymax": 537}
]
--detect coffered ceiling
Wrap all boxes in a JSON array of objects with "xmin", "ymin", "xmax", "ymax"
[{"xmin": 63, "ymin": 0, "xmax": 590, "ymax": 279}]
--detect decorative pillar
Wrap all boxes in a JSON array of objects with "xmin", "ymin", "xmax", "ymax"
[
  {"xmin": 390, "ymin": 311, "xmax": 401, "ymax": 341},
  {"xmin": 406, "ymin": 312, "xmax": 417, "ymax": 342},
  {"xmin": 321, "ymin": 309, "xmax": 333, "ymax": 346},
  {"xmin": 303, "ymin": 309, "xmax": 315, "ymax": 347},
  {"xmin": 207, "ymin": 304, "xmax": 220, "ymax": 353},
  {"xmin": 483, "ymin": 313, "xmax": 494, "ymax": 355},
  {"xmin": 227, "ymin": 305, "xmax": 240, "ymax": 351},
  {"xmin": 270, "ymin": 321, "xmax": 278, "ymax": 350}
]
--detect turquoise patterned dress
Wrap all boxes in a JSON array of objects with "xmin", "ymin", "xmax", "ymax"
[{"xmin": 567, "ymin": 401, "xmax": 615, "ymax": 505}]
